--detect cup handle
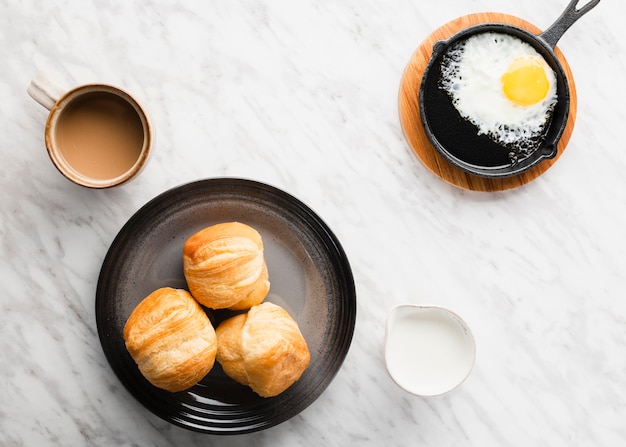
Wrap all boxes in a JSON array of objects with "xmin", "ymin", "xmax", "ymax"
[{"xmin": 27, "ymin": 72, "xmax": 66, "ymax": 110}]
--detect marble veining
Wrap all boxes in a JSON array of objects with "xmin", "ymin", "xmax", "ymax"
[{"xmin": 1, "ymin": 0, "xmax": 625, "ymax": 445}]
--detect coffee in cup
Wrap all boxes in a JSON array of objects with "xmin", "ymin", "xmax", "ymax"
[{"xmin": 28, "ymin": 74, "xmax": 152, "ymax": 188}]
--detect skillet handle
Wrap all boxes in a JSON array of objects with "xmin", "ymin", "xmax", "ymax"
[{"xmin": 540, "ymin": 0, "xmax": 601, "ymax": 49}]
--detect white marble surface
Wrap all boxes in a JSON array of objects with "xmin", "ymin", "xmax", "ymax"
[{"xmin": 1, "ymin": 0, "xmax": 625, "ymax": 445}]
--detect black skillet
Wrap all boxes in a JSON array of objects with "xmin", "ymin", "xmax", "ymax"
[{"xmin": 419, "ymin": 0, "xmax": 600, "ymax": 178}]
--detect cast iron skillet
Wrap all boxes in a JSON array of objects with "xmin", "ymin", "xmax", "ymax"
[{"xmin": 419, "ymin": 0, "xmax": 600, "ymax": 178}]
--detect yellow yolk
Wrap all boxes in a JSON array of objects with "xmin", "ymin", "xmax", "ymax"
[{"xmin": 501, "ymin": 57, "xmax": 550, "ymax": 106}]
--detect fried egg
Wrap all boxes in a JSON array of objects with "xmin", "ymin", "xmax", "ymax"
[{"xmin": 439, "ymin": 32, "xmax": 558, "ymax": 152}]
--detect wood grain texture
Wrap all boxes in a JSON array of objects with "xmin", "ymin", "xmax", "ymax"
[{"xmin": 398, "ymin": 13, "xmax": 577, "ymax": 192}]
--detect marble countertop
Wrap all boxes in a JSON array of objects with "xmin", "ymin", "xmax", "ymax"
[{"xmin": 2, "ymin": 0, "xmax": 625, "ymax": 445}]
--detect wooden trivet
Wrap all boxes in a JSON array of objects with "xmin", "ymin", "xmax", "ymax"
[{"xmin": 399, "ymin": 13, "xmax": 577, "ymax": 192}]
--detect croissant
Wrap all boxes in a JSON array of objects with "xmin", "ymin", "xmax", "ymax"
[
  {"xmin": 183, "ymin": 222, "xmax": 270, "ymax": 310},
  {"xmin": 123, "ymin": 287, "xmax": 217, "ymax": 392},
  {"xmin": 215, "ymin": 302, "xmax": 310, "ymax": 397}
]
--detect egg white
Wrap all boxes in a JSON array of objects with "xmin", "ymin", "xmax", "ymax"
[{"xmin": 439, "ymin": 32, "xmax": 558, "ymax": 151}]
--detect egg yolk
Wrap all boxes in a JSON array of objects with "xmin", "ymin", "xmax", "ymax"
[{"xmin": 501, "ymin": 57, "xmax": 550, "ymax": 106}]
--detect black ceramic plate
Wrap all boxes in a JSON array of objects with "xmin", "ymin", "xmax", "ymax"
[{"xmin": 96, "ymin": 178, "xmax": 356, "ymax": 434}]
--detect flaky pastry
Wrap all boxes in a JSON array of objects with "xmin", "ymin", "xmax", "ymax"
[
  {"xmin": 183, "ymin": 221, "xmax": 270, "ymax": 310},
  {"xmin": 215, "ymin": 302, "xmax": 310, "ymax": 397},
  {"xmin": 123, "ymin": 287, "xmax": 217, "ymax": 392}
]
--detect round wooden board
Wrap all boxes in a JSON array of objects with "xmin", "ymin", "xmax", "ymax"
[{"xmin": 399, "ymin": 13, "xmax": 577, "ymax": 192}]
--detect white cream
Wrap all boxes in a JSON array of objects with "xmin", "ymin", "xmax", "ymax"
[{"xmin": 384, "ymin": 306, "xmax": 475, "ymax": 396}]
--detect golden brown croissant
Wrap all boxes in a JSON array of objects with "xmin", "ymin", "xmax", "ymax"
[
  {"xmin": 215, "ymin": 302, "xmax": 310, "ymax": 397},
  {"xmin": 183, "ymin": 222, "xmax": 270, "ymax": 310},
  {"xmin": 123, "ymin": 287, "xmax": 217, "ymax": 392}
]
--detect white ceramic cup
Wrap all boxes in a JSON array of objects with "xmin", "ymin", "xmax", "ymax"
[
  {"xmin": 384, "ymin": 304, "xmax": 476, "ymax": 397},
  {"xmin": 28, "ymin": 73, "xmax": 152, "ymax": 188}
]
